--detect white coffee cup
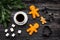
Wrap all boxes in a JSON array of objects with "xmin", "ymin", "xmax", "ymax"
[{"xmin": 13, "ymin": 11, "xmax": 28, "ymax": 25}]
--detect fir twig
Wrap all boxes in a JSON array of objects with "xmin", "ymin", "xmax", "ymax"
[{"xmin": 0, "ymin": 0, "xmax": 26, "ymax": 28}]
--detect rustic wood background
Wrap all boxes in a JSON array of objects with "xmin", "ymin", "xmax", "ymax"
[{"xmin": 0, "ymin": 0, "xmax": 60, "ymax": 40}]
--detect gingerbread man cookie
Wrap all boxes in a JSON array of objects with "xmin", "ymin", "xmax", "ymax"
[{"xmin": 29, "ymin": 5, "xmax": 40, "ymax": 18}]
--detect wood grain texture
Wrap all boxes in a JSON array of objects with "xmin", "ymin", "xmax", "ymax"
[{"xmin": 0, "ymin": 0, "xmax": 60, "ymax": 40}]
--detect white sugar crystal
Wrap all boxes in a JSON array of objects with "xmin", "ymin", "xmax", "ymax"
[
  {"xmin": 6, "ymin": 33, "xmax": 9, "ymax": 37},
  {"xmin": 18, "ymin": 30, "xmax": 21, "ymax": 34},
  {"xmin": 10, "ymin": 28, "xmax": 14, "ymax": 32},
  {"xmin": 12, "ymin": 24, "xmax": 15, "ymax": 27},
  {"xmin": 5, "ymin": 29, "xmax": 8, "ymax": 32},
  {"xmin": 11, "ymin": 33, "xmax": 15, "ymax": 37}
]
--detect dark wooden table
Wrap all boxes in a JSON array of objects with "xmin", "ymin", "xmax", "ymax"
[{"xmin": 0, "ymin": 0, "xmax": 60, "ymax": 40}]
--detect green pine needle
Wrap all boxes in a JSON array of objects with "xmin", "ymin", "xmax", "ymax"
[{"xmin": 0, "ymin": 0, "xmax": 26, "ymax": 28}]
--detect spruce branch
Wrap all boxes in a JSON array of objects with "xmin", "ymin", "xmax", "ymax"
[{"xmin": 0, "ymin": 0, "xmax": 26, "ymax": 28}]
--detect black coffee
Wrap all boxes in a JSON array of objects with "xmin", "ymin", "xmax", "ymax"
[{"xmin": 16, "ymin": 14, "xmax": 24, "ymax": 22}]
